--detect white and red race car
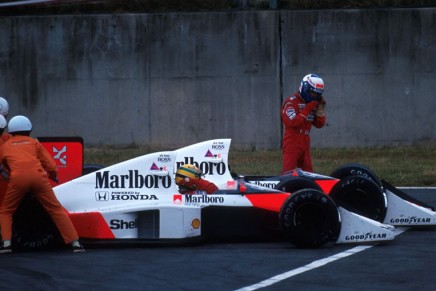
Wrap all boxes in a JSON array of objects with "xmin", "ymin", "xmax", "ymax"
[{"xmin": 10, "ymin": 138, "xmax": 436, "ymax": 250}]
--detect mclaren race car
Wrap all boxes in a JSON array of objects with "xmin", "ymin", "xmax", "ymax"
[{"xmin": 8, "ymin": 138, "xmax": 436, "ymax": 250}]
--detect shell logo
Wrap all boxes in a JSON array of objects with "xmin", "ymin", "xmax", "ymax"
[{"xmin": 191, "ymin": 218, "xmax": 201, "ymax": 229}]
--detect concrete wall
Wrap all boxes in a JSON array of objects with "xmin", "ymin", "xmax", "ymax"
[
  {"xmin": 282, "ymin": 9, "xmax": 436, "ymax": 147},
  {"xmin": 0, "ymin": 8, "xmax": 435, "ymax": 149}
]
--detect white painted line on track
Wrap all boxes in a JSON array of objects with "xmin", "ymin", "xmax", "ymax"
[
  {"xmin": 0, "ymin": 0, "xmax": 55, "ymax": 7},
  {"xmin": 398, "ymin": 187, "xmax": 436, "ymax": 190},
  {"xmin": 235, "ymin": 227, "xmax": 408, "ymax": 291}
]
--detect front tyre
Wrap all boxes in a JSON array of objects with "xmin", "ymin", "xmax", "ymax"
[
  {"xmin": 12, "ymin": 194, "xmax": 64, "ymax": 251},
  {"xmin": 279, "ymin": 189, "xmax": 341, "ymax": 248},
  {"xmin": 329, "ymin": 176, "xmax": 387, "ymax": 222}
]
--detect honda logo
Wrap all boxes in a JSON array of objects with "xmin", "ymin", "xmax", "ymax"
[{"xmin": 95, "ymin": 191, "xmax": 109, "ymax": 201}]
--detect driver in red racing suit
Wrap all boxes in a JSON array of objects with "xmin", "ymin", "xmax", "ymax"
[
  {"xmin": 175, "ymin": 164, "xmax": 218, "ymax": 194},
  {"xmin": 281, "ymin": 74, "xmax": 326, "ymax": 174}
]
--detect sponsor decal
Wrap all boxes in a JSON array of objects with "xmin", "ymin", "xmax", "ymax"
[
  {"xmin": 176, "ymin": 157, "xmax": 226, "ymax": 175},
  {"xmin": 205, "ymin": 150, "xmax": 215, "ymax": 158},
  {"xmin": 52, "ymin": 145, "xmax": 67, "ymax": 165},
  {"xmin": 308, "ymin": 77, "xmax": 323, "ymax": 90},
  {"xmin": 250, "ymin": 180, "xmax": 279, "ymax": 189},
  {"xmin": 150, "ymin": 163, "xmax": 160, "ymax": 171},
  {"xmin": 191, "ymin": 219, "xmax": 201, "ymax": 229},
  {"xmin": 110, "ymin": 219, "xmax": 138, "ymax": 229},
  {"xmin": 212, "ymin": 142, "xmax": 225, "ymax": 150},
  {"xmin": 307, "ymin": 112, "xmax": 315, "ymax": 121},
  {"xmin": 185, "ymin": 195, "xmax": 224, "ymax": 204},
  {"xmin": 389, "ymin": 217, "xmax": 431, "ymax": 224},
  {"xmin": 110, "ymin": 192, "xmax": 158, "ymax": 201},
  {"xmin": 285, "ymin": 108, "xmax": 296, "ymax": 119},
  {"xmin": 95, "ymin": 191, "xmax": 158, "ymax": 201},
  {"xmin": 95, "ymin": 170, "xmax": 171, "ymax": 189},
  {"xmin": 157, "ymin": 154, "xmax": 172, "ymax": 163},
  {"xmin": 173, "ymin": 194, "xmax": 183, "ymax": 204},
  {"xmin": 349, "ymin": 169, "xmax": 375, "ymax": 182},
  {"xmin": 95, "ymin": 191, "xmax": 109, "ymax": 201},
  {"xmin": 227, "ymin": 180, "xmax": 236, "ymax": 188},
  {"xmin": 345, "ymin": 233, "xmax": 387, "ymax": 241}
]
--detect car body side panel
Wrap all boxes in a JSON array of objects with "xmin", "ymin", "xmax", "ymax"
[
  {"xmin": 245, "ymin": 193, "xmax": 290, "ymax": 212},
  {"xmin": 69, "ymin": 212, "xmax": 115, "ymax": 239},
  {"xmin": 315, "ymin": 179, "xmax": 340, "ymax": 194}
]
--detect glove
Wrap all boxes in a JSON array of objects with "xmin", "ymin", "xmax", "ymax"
[
  {"xmin": 48, "ymin": 171, "xmax": 59, "ymax": 184},
  {"xmin": 178, "ymin": 185, "xmax": 192, "ymax": 194},
  {"xmin": 315, "ymin": 104, "xmax": 325, "ymax": 117},
  {"xmin": 0, "ymin": 165, "xmax": 9, "ymax": 180},
  {"xmin": 313, "ymin": 94, "xmax": 323, "ymax": 102},
  {"xmin": 178, "ymin": 177, "xmax": 199, "ymax": 191},
  {"xmin": 318, "ymin": 96, "xmax": 326, "ymax": 104},
  {"xmin": 315, "ymin": 98, "xmax": 326, "ymax": 117},
  {"xmin": 300, "ymin": 101, "xmax": 318, "ymax": 118}
]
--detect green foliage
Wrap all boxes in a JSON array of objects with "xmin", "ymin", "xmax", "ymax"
[
  {"xmin": 84, "ymin": 143, "xmax": 436, "ymax": 186},
  {"xmin": 310, "ymin": 144, "xmax": 436, "ymax": 186}
]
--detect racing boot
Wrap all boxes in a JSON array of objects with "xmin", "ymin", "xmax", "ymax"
[
  {"xmin": 71, "ymin": 240, "xmax": 86, "ymax": 253},
  {"xmin": 0, "ymin": 240, "xmax": 12, "ymax": 254}
]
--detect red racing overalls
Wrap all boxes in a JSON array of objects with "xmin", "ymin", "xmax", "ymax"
[
  {"xmin": 281, "ymin": 92, "xmax": 326, "ymax": 173},
  {"xmin": 177, "ymin": 178, "xmax": 219, "ymax": 194}
]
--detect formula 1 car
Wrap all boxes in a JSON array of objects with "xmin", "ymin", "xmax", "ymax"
[
  {"xmin": 242, "ymin": 164, "xmax": 436, "ymax": 227},
  {"xmin": 9, "ymin": 138, "xmax": 436, "ymax": 250}
]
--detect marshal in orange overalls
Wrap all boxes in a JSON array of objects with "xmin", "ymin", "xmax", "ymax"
[
  {"xmin": 0, "ymin": 135, "xmax": 79, "ymax": 245},
  {"xmin": 0, "ymin": 132, "xmax": 11, "ymax": 205}
]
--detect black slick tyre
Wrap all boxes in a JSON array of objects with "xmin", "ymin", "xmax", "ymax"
[
  {"xmin": 279, "ymin": 189, "xmax": 340, "ymax": 248},
  {"xmin": 12, "ymin": 194, "xmax": 64, "ymax": 250},
  {"xmin": 329, "ymin": 176, "xmax": 387, "ymax": 222},
  {"xmin": 330, "ymin": 163, "xmax": 382, "ymax": 187},
  {"xmin": 275, "ymin": 177, "xmax": 322, "ymax": 193}
]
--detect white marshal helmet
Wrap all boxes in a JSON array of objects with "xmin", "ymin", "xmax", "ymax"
[
  {"xmin": 0, "ymin": 114, "xmax": 6, "ymax": 130},
  {"xmin": 0, "ymin": 97, "xmax": 9, "ymax": 117},
  {"xmin": 299, "ymin": 74, "xmax": 325, "ymax": 103},
  {"xmin": 7, "ymin": 115, "xmax": 32, "ymax": 133}
]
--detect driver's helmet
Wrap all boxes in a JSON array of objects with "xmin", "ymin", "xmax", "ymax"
[
  {"xmin": 175, "ymin": 164, "xmax": 202, "ymax": 186},
  {"xmin": 299, "ymin": 74, "xmax": 324, "ymax": 103}
]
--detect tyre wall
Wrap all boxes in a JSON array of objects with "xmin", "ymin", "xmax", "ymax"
[{"xmin": 0, "ymin": 9, "xmax": 434, "ymax": 149}]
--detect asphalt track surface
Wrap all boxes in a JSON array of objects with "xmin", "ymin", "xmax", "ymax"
[{"xmin": 1, "ymin": 188, "xmax": 436, "ymax": 291}]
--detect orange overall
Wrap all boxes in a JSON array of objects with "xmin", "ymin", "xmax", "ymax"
[
  {"xmin": 0, "ymin": 132, "xmax": 11, "ymax": 205},
  {"xmin": 0, "ymin": 135, "xmax": 79, "ymax": 244}
]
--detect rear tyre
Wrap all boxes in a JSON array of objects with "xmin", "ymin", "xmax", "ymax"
[
  {"xmin": 279, "ymin": 189, "xmax": 340, "ymax": 248},
  {"xmin": 329, "ymin": 176, "xmax": 387, "ymax": 222},
  {"xmin": 12, "ymin": 194, "xmax": 64, "ymax": 250},
  {"xmin": 330, "ymin": 163, "xmax": 381, "ymax": 187},
  {"xmin": 275, "ymin": 177, "xmax": 322, "ymax": 193}
]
